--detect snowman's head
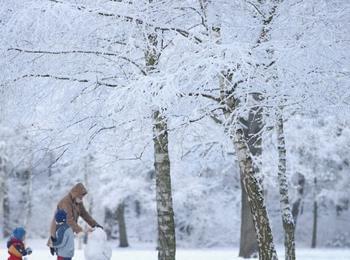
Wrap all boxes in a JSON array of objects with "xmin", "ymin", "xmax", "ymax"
[{"xmin": 89, "ymin": 228, "xmax": 108, "ymax": 242}]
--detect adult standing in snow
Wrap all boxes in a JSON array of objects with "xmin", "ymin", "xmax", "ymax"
[{"xmin": 48, "ymin": 183, "xmax": 103, "ymax": 255}]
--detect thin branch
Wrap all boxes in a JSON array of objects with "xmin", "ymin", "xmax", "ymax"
[
  {"xmin": 47, "ymin": 0, "xmax": 203, "ymax": 44},
  {"xmin": 157, "ymin": 27, "xmax": 202, "ymax": 43},
  {"xmin": 247, "ymin": 1, "xmax": 266, "ymax": 18},
  {"xmin": 180, "ymin": 92, "xmax": 220, "ymax": 102},
  {"xmin": 8, "ymin": 48, "xmax": 147, "ymax": 75},
  {"xmin": 115, "ymin": 144, "xmax": 148, "ymax": 161},
  {"xmin": 6, "ymin": 74, "xmax": 122, "ymax": 88},
  {"xmin": 88, "ymin": 126, "xmax": 116, "ymax": 146},
  {"xmin": 109, "ymin": 0, "xmax": 133, "ymax": 4},
  {"xmin": 49, "ymin": 147, "xmax": 69, "ymax": 167}
]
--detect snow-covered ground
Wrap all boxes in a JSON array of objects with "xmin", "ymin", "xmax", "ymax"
[{"xmin": 1, "ymin": 239, "xmax": 350, "ymax": 260}]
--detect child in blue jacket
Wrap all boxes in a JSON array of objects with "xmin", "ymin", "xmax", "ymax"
[{"xmin": 51, "ymin": 209, "xmax": 75, "ymax": 260}]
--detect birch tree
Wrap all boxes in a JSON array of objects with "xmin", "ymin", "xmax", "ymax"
[
  {"xmin": 153, "ymin": 109, "xmax": 176, "ymax": 260},
  {"xmin": 276, "ymin": 107, "xmax": 295, "ymax": 260},
  {"xmin": 253, "ymin": 0, "xmax": 296, "ymax": 257}
]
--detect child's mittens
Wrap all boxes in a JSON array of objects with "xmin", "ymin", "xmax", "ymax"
[
  {"xmin": 25, "ymin": 247, "xmax": 32, "ymax": 255},
  {"xmin": 50, "ymin": 247, "xmax": 56, "ymax": 256}
]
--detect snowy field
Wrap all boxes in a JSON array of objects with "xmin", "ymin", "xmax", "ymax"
[{"xmin": 1, "ymin": 239, "xmax": 350, "ymax": 260}]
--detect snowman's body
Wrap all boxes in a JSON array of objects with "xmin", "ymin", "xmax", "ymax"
[{"xmin": 84, "ymin": 229, "xmax": 112, "ymax": 260}]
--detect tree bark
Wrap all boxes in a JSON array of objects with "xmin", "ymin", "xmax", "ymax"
[
  {"xmin": 144, "ymin": 5, "xmax": 176, "ymax": 257},
  {"xmin": 104, "ymin": 207, "xmax": 114, "ymax": 240},
  {"xmin": 3, "ymin": 190, "xmax": 10, "ymax": 237},
  {"xmin": 116, "ymin": 202, "xmax": 129, "ymax": 247},
  {"xmin": 239, "ymin": 183, "xmax": 258, "ymax": 258},
  {"xmin": 291, "ymin": 172, "xmax": 305, "ymax": 226},
  {"xmin": 0, "ymin": 155, "xmax": 9, "ymax": 238},
  {"xmin": 276, "ymin": 109, "xmax": 296, "ymax": 260},
  {"xmin": 233, "ymin": 128, "xmax": 278, "ymax": 260},
  {"xmin": 311, "ymin": 178, "xmax": 318, "ymax": 248},
  {"xmin": 218, "ymin": 69, "xmax": 276, "ymax": 260},
  {"xmin": 238, "ymin": 93, "xmax": 264, "ymax": 258},
  {"xmin": 153, "ymin": 110, "xmax": 176, "ymax": 260}
]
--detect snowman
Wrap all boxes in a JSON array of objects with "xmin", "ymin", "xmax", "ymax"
[{"xmin": 84, "ymin": 228, "xmax": 112, "ymax": 260}]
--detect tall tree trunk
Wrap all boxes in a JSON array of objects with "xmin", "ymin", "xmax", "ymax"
[
  {"xmin": 239, "ymin": 184, "xmax": 258, "ymax": 258},
  {"xmin": 3, "ymin": 184, "xmax": 10, "ymax": 237},
  {"xmin": 238, "ymin": 93, "xmax": 264, "ymax": 258},
  {"xmin": 153, "ymin": 110, "xmax": 176, "ymax": 260},
  {"xmin": 104, "ymin": 207, "xmax": 114, "ymax": 240},
  {"xmin": 218, "ymin": 70, "xmax": 276, "ymax": 259},
  {"xmin": 21, "ymin": 169, "xmax": 32, "ymax": 232},
  {"xmin": 218, "ymin": 64, "xmax": 276, "ymax": 259},
  {"xmin": 291, "ymin": 172, "xmax": 305, "ymax": 226},
  {"xmin": 0, "ymin": 155, "xmax": 8, "ymax": 238},
  {"xmin": 276, "ymin": 109, "xmax": 296, "ymax": 260},
  {"xmin": 144, "ymin": 6, "xmax": 175, "ymax": 256},
  {"xmin": 233, "ymin": 128, "xmax": 278, "ymax": 260},
  {"xmin": 311, "ymin": 178, "xmax": 318, "ymax": 248},
  {"xmin": 116, "ymin": 202, "xmax": 129, "ymax": 248}
]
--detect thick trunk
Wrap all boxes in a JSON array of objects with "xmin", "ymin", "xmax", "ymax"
[
  {"xmin": 153, "ymin": 110, "xmax": 176, "ymax": 260},
  {"xmin": 219, "ymin": 70, "xmax": 274, "ymax": 259},
  {"xmin": 144, "ymin": 14, "xmax": 175, "ymax": 258},
  {"xmin": 276, "ymin": 110, "xmax": 296, "ymax": 260},
  {"xmin": 238, "ymin": 93, "xmax": 264, "ymax": 258},
  {"xmin": 291, "ymin": 173, "xmax": 305, "ymax": 226},
  {"xmin": 233, "ymin": 129, "xmax": 278, "ymax": 260},
  {"xmin": 104, "ymin": 207, "xmax": 114, "ymax": 240},
  {"xmin": 116, "ymin": 202, "xmax": 129, "ymax": 248},
  {"xmin": 239, "ymin": 182, "xmax": 258, "ymax": 258}
]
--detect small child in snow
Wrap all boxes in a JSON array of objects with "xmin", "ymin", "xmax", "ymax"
[
  {"xmin": 84, "ymin": 228, "xmax": 112, "ymax": 260},
  {"xmin": 7, "ymin": 227, "xmax": 32, "ymax": 260},
  {"xmin": 51, "ymin": 209, "xmax": 75, "ymax": 260}
]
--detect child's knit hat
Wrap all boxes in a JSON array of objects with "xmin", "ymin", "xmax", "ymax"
[
  {"xmin": 12, "ymin": 227, "xmax": 26, "ymax": 240},
  {"xmin": 55, "ymin": 209, "xmax": 67, "ymax": 223}
]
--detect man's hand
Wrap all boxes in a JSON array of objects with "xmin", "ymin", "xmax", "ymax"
[
  {"xmin": 50, "ymin": 247, "xmax": 55, "ymax": 256},
  {"xmin": 94, "ymin": 223, "xmax": 104, "ymax": 229}
]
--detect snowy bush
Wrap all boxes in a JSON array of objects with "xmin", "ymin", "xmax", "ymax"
[{"xmin": 327, "ymin": 233, "xmax": 350, "ymax": 248}]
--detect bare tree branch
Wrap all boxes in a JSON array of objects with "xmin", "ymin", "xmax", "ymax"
[
  {"xmin": 47, "ymin": 0, "xmax": 203, "ymax": 44},
  {"xmin": 246, "ymin": 1, "xmax": 266, "ymax": 18},
  {"xmin": 8, "ymin": 48, "xmax": 147, "ymax": 76},
  {"xmin": 6, "ymin": 74, "xmax": 123, "ymax": 88},
  {"xmin": 179, "ymin": 92, "xmax": 221, "ymax": 102}
]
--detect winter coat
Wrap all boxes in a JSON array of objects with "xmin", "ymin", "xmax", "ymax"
[
  {"xmin": 7, "ymin": 238, "xmax": 28, "ymax": 260},
  {"xmin": 52, "ymin": 223, "xmax": 75, "ymax": 258},
  {"xmin": 49, "ymin": 183, "xmax": 97, "ymax": 236}
]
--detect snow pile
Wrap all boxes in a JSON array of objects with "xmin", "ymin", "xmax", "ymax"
[{"xmin": 84, "ymin": 229, "xmax": 112, "ymax": 260}]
